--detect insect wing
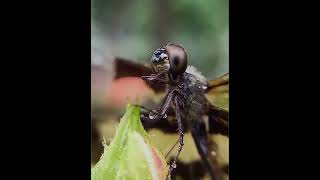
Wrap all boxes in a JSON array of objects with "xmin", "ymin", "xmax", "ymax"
[
  {"xmin": 114, "ymin": 57, "xmax": 167, "ymax": 93},
  {"xmin": 205, "ymin": 73, "xmax": 229, "ymax": 111}
]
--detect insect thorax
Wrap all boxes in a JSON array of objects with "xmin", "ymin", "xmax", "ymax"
[{"xmin": 172, "ymin": 73, "xmax": 210, "ymax": 122}]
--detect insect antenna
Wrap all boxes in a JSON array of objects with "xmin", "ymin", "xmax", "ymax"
[{"xmin": 143, "ymin": 48, "xmax": 154, "ymax": 54}]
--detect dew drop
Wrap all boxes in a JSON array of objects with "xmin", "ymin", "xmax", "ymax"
[
  {"xmin": 149, "ymin": 111, "xmax": 158, "ymax": 120},
  {"xmin": 163, "ymin": 113, "xmax": 167, "ymax": 118},
  {"xmin": 211, "ymin": 151, "xmax": 217, "ymax": 156},
  {"xmin": 149, "ymin": 114, "xmax": 156, "ymax": 120},
  {"xmin": 172, "ymin": 164, "xmax": 177, "ymax": 169}
]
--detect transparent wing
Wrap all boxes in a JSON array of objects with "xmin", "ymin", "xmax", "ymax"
[{"xmin": 205, "ymin": 73, "xmax": 229, "ymax": 111}]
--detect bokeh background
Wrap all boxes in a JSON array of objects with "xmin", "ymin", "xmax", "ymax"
[
  {"xmin": 91, "ymin": 0, "xmax": 228, "ymax": 79},
  {"xmin": 91, "ymin": 0, "xmax": 229, "ymax": 179}
]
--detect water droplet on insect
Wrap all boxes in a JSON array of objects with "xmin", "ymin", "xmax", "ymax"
[
  {"xmin": 149, "ymin": 113, "xmax": 156, "ymax": 120},
  {"xmin": 172, "ymin": 164, "xmax": 177, "ymax": 168},
  {"xmin": 163, "ymin": 113, "xmax": 167, "ymax": 118},
  {"xmin": 211, "ymin": 151, "xmax": 217, "ymax": 156},
  {"xmin": 149, "ymin": 110, "xmax": 158, "ymax": 120}
]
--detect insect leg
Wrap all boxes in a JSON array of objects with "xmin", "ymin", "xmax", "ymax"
[
  {"xmin": 166, "ymin": 95, "xmax": 184, "ymax": 180},
  {"xmin": 141, "ymin": 71, "xmax": 170, "ymax": 84},
  {"xmin": 136, "ymin": 104, "xmax": 175, "ymax": 132},
  {"xmin": 134, "ymin": 104, "xmax": 162, "ymax": 117},
  {"xmin": 141, "ymin": 71, "xmax": 165, "ymax": 79},
  {"xmin": 165, "ymin": 139, "xmax": 179, "ymax": 158},
  {"xmin": 191, "ymin": 121, "xmax": 223, "ymax": 180},
  {"xmin": 159, "ymin": 90, "xmax": 175, "ymax": 115},
  {"xmin": 134, "ymin": 92, "xmax": 179, "ymax": 132},
  {"xmin": 140, "ymin": 113, "xmax": 164, "ymax": 126},
  {"xmin": 147, "ymin": 90, "xmax": 175, "ymax": 121},
  {"xmin": 142, "ymin": 76, "xmax": 170, "ymax": 84}
]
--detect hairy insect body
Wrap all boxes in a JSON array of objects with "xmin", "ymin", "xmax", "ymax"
[
  {"xmin": 173, "ymin": 73, "xmax": 210, "ymax": 126},
  {"xmin": 141, "ymin": 43, "xmax": 227, "ymax": 180}
]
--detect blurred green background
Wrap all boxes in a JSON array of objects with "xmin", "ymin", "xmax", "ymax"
[
  {"xmin": 91, "ymin": 0, "xmax": 228, "ymax": 79},
  {"xmin": 91, "ymin": 1, "xmax": 229, "ymax": 178}
]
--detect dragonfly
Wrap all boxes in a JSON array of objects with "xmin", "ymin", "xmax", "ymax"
[
  {"xmin": 137, "ymin": 43, "xmax": 228, "ymax": 180},
  {"xmin": 91, "ymin": 43, "xmax": 229, "ymax": 180}
]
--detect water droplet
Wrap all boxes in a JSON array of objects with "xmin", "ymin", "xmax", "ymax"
[
  {"xmin": 211, "ymin": 151, "xmax": 217, "ymax": 156},
  {"xmin": 149, "ymin": 111, "xmax": 158, "ymax": 120},
  {"xmin": 149, "ymin": 114, "xmax": 156, "ymax": 119},
  {"xmin": 163, "ymin": 113, "xmax": 167, "ymax": 118},
  {"xmin": 172, "ymin": 164, "xmax": 177, "ymax": 169}
]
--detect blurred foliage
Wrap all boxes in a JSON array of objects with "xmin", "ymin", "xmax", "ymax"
[{"xmin": 91, "ymin": 0, "xmax": 228, "ymax": 79}]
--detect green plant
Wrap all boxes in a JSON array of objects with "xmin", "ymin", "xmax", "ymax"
[{"xmin": 91, "ymin": 104, "xmax": 168, "ymax": 180}]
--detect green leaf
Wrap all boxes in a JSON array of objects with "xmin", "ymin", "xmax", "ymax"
[{"xmin": 91, "ymin": 104, "xmax": 168, "ymax": 180}]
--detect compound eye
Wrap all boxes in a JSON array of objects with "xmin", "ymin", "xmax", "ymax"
[{"xmin": 166, "ymin": 44, "xmax": 188, "ymax": 75}]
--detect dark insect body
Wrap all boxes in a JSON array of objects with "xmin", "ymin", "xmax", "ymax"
[{"xmin": 140, "ymin": 43, "xmax": 229, "ymax": 180}]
